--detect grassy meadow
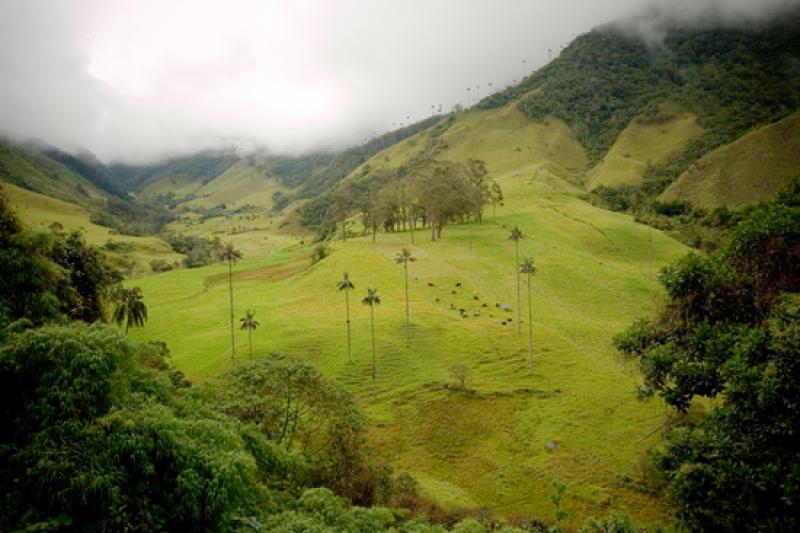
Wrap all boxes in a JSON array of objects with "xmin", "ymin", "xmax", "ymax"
[{"xmin": 128, "ymin": 174, "xmax": 687, "ymax": 526}]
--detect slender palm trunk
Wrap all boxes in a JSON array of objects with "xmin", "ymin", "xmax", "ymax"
[
  {"xmin": 515, "ymin": 241, "xmax": 521, "ymax": 335},
  {"xmin": 370, "ymin": 305, "xmax": 376, "ymax": 381},
  {"xmin": 228, "ymin": 259, "xmax": 236, "ymax": 365},
  {"xmin": 345, "ymin": 289, "xmax": 352, "ymax": 363},
  {"xmin": 342, "ymin": 217, "xmax": 346, "ymax": 241},
  {"xmin": 527, "ymin": 271, "xmax": 533, "ymax": 369},
  {"xmin": 248, "ymin": 328, "xmax": 253, "ymax": 358},
  {"xmin": 404, "ymin": 264, "xmax": 410, "ymax": 346},
  {"xmin": 468, "ymin": 220, "xmax": 473, "ymax": 257}
]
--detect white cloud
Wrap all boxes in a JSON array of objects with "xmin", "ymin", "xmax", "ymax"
[{"xmin": 0, "ymin": 0, "xmax": 796, "ymax": 163}]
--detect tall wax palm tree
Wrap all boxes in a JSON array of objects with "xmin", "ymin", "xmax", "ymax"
[
  {"xmin": 219, "ymin": 243, "xmax": 243, "ymax": 365},
  {"xmin": 395, "ymin": 248, "xmax": 417, "ymax": 346},
  {"xmin": 509, "ymin": 226, "xmax": 524, "ymax": 335},
  {"xmin": 520, "ymin": 257, "xmax": 537, "ymax": 369},
  {"xmin": 337, "ymin": 272, "xmax": 355, "ymax": 363},
  {"xmin": 362, "ymin": 288, "xmax": 381, "ymax": 381},
  {"xmin": 239, "ymin": 309, "xmax": 260, "ymax": 358},
  {"xmin": 113, "ymin": 286, "xmax": 147, "ymax": 334}
]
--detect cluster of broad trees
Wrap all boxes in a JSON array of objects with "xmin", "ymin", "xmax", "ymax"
[{"xmin": 326, "ymin": 158, "xmax": 503, "ymax": 243}]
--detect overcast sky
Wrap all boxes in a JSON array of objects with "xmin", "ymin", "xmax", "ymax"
[{"xmin": 0, "ymin": 0, "xmax": 796, "ymax": 163}]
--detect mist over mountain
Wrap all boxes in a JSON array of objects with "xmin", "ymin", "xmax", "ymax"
[{"xmin": 1, "ymin": 0, "xmax": 798, "ymax": 164}]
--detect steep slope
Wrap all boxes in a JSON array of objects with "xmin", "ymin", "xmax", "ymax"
[
  {"xmin": 481, "ymin": 12, "xmax": 800, "ymax": 169},
  {"xmin": 346, "ymin": 104, "xmax": 587, "ymax": 190},
  {"xmin": 39, "ymin": 147, "xmax": 128, "ymax": 198},
  {"xmin": 587, "ymin": 103, "xmax": 704, "ymax": 189},
  {"xmin": 436, "ymin": 105, "xmax": 587, "ymax": 187},
  {"xmin": 0, "ymin": 139, "xmax": 109, "ymax": 207},
  {"xmin": 112, "ymin": 150, "xmax": 239, "ymax": 195},
  {"xmin": 2, "ymin": 182, "xmax": 180, "ymax": 271},
  {"xmin": 185, "ymin": 160, "xmax": 289, "ymax": 210},
  {"xmin": 659, "ymin": 111, "xmax": 800, "ymax": 207}
]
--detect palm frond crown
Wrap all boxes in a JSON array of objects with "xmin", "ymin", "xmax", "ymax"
[
  {"xmin": 337, "ymin": 271, "xmax": 355, "ymax": 291},
  {"xmin": 520, "ymin": 257, "xmax": 537, "ymax": 275},
  {"xmin": 362, "ymin": 288, "xmax": 381, "ymax": 306}
]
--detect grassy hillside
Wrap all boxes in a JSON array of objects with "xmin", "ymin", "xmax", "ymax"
[
  {"xmin": 345, "ymin": 105, "xmax": 586, "ymax": 190},
  {"xmin": 129, "ymin": 183, "xmax": 687, "ymax": 527},
  {"xmin": 481, "ymin": 12, "xmax": 800, "ymax": 168},
  {"xmin": 659, "ymin": 111, "xmax": 800, "ymax": 207},
  {"xmin": 125, "ymin": 97, "xmax": 692, "ymax": 525},
  {"xmin": 185, "ymin": 160, "xmax": 288, "ymax": 209},
  {"xmin": 2, "ymin": 182, "xmax": 180, "ymax": 272},
  {"xmin": 0, "ymin": 140, "xmax": 107, "ymax": 206},
  {"xmin": 587, "ymin": 104, "xmax": 704, "ymax": 190}
]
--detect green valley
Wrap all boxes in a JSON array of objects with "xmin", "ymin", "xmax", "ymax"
[{"xmin": 2, "ymin": 4, "xmax": 800, "ymax": 531}]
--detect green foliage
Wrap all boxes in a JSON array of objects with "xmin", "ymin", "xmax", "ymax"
[
  {"xmin": 219, "ymin": 355, "xmax": 366, "ymax": 494},
  {"xmin": 41, "ymin": 147, "xmax": 127, "ymax": 198},
  {"xmin": 0, "ymin": 324, "xmax": 268, "ymax": 531},
  {"xmin": 167, "ymin": 233, "xmax": 224, "ymax": 268},
  {"xmin": 113, "ymin": 286, "xmax": 148, "ymax": 334},
  {"xmin": 298, "ymin": 117, "xmax": 446, "ymax": 228},
  {"xmin": 263, "ymin": 152, "xmax": 336, "ymax": 188},
  {"xmin": 580, "ymin": 514, "xmax": 664, "ymax": 533},
  {"xmin": 0, "ymin": 188, "xmax": 121, "ymax": 326},
  {"xmin": 614, "ymin": 183, "xmax": 800, "ymax": 530},
  {"xmin": 548, "ymin": 480, "xmax": 568, "ymax": 532},
  {"xmin": 110, "ymin": 150, "xmax": 239, "ymax": 192},
  {"xmin": 149, "ymin": 258, "xmax": 174, "ymax": 272},
  {"xmin": 311, "ymin": 242, "xmax": 330, "ymax": 264}
]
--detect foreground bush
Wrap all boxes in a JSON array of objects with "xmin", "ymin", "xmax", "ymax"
[
  {"xmin": 0, "ymin": 324, "xmax": 278, "ymax": 531},
  {"xmin": 614, "ymin": 182, "xmax": 800, "ymax": 531}
]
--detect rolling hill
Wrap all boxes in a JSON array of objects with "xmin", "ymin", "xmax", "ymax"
[
  {"xmin": 660, "ymin": 110, "xmax": 800, "ymax": 207},
  {"xmin": 587, "ymin": 103, "xmax": 704, "ymax": 190}
]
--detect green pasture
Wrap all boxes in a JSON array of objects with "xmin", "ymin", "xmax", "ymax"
[{"xmin": 129, "ymin": 171, "xmax": 687, "ymax": 525}]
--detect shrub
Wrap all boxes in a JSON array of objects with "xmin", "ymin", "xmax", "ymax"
[{"xmin": 311, "ymin": 242, "xmax": 330, "ymax": 264}]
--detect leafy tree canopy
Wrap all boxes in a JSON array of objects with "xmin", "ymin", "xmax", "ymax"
[{"xmin": 614, "ymin": 180, "xmax": 800, "ymax": 530}]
